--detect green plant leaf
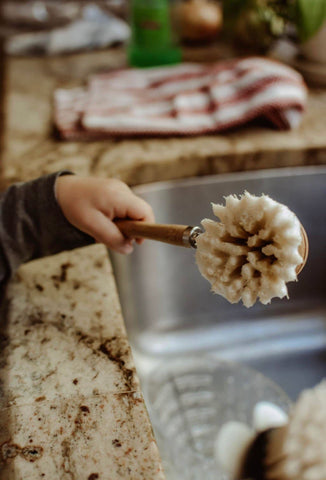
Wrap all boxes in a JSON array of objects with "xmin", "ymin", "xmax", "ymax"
[{"xmin": 295, "ymin": 0, "xmax": 326, "ymax": 41}]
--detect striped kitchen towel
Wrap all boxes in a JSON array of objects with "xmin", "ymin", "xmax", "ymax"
[{"xmin": 54, "ymin": 57, "xmax": 307, "ymax": 140}]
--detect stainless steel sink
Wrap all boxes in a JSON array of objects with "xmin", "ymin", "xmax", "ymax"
[{"xmin": 111, "ymin": 166, "xmax": 326, "ymax": 402}]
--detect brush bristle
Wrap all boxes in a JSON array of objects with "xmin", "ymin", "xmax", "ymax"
[
  {"xmin": 195, "ymin": 192, "xmax": 302, "ymax": 308},
  {"xmin": 281, "ymin": 381, "xmax": 326, "ymax": 480}
]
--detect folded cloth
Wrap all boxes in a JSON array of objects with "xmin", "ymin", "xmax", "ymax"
[{"xmin": 54, "ymin": 57, "xmax": 307, "ymax": 140}]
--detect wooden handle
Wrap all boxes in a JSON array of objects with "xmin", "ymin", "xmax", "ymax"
[{"xmin": 115, "ymin": 220, "xmax": 192, "ymax": 247}]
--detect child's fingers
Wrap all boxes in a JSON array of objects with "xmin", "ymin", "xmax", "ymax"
[
  {"xmin": 101, "ymin": 188, "xmax": 155, "ymax": 223},
  {"xmin": 116, "ymin": 194, "xmax": 154, "ymax": 245},
  {"xmin": 126, "ymin": 195, "xmax": 155, "ymax": 223},
  {"xmin": 82, "ymin": 209, "xmax": 134, "ymax": 254}
]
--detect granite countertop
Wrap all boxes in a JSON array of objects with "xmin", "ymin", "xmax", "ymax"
[
  {"xmin": 2, "ymin": 47, "xmax": 326, "ymax": 186},
  {"xmin": 0, "ymin": 245, "xmax": 165, "ymax": 479}
]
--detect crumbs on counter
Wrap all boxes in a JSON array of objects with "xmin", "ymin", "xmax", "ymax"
[
  {"xmin": 112, "ymin": 439, "xmax": 122, "ymax": 447},
  {"xmin": 35, "ymin": 396, "xmax": 46, "ymax": 402}
]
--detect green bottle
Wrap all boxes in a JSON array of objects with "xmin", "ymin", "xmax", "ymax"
[{"xmin": 128, "ymin": 0, "xmax": 181, "ymax": 68}]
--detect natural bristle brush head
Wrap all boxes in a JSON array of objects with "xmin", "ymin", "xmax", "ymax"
[
  {"xmin": 196, "ymin": 192, "xmax": 308, "ymax": 308},
  {"xmin": 279, "ymin": 381, "xmax": 326, "ymax": 480}
]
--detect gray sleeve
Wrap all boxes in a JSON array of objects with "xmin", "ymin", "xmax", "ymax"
[{"xmin": 0, "ymin": 171, "xmax": 94, "ymax": 287}]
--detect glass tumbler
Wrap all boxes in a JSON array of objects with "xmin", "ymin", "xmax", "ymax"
[{"xmin": 144, "ymin": 355, "xmax": 292, "ymax": 480}]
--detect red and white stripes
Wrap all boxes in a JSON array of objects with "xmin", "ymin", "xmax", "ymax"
[{"xmin": 54, "ymin": 57, "xmax": 307, "ymax": 140}]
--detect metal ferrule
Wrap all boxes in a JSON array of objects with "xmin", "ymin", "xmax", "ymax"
[{"xmin": 182, "ymin": 226, "xmax": 203, "ymax": 249}]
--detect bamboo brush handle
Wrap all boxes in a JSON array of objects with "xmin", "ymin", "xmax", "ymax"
[{"xmin": 115, "ymin": 220, "xmax": 196, "ymax": 248}]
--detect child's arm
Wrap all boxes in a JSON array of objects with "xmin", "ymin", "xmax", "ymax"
[{"xmin": 0, "ymin": 172, "xmax": 154, "ymax": 287}]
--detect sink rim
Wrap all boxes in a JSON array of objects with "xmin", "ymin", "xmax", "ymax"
[{"xmin": 132, "ymin": 165, "xmax": 326, "ymax": 194}]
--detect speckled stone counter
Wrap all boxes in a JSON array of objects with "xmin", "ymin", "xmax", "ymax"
[
  {"xmin": 2, "ymin": 48, "xmax": 326, "ymax": 186},
  {"xmin": 0, "ymin": 245, "xmax": 165, "ymax": 479}
]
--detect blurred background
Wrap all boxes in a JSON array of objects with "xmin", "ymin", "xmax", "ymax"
[
  {"xmin": 0, "ymin": 5, "xmax": 325, "ymax": 478},
  {"xmin": 0, "ymin": 0, "xmax": 325, "ymax": 62}
]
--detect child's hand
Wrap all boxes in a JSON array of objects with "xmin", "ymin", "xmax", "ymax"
[{"xmin": 56, "ymin": 175, "xmax": 155, "ymax": 254}]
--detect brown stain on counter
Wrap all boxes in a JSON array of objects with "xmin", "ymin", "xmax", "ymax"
[
  {"xmin": 1, "ymin": 441, "xmax": 43, "ymax": 464},
  {"xmin": 51, "ymin": 262, "xmax": 73, "ymax": 289},
  {"xmin": 98, "ymin": 337, "xmax": 135, "ymax": 390}
]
